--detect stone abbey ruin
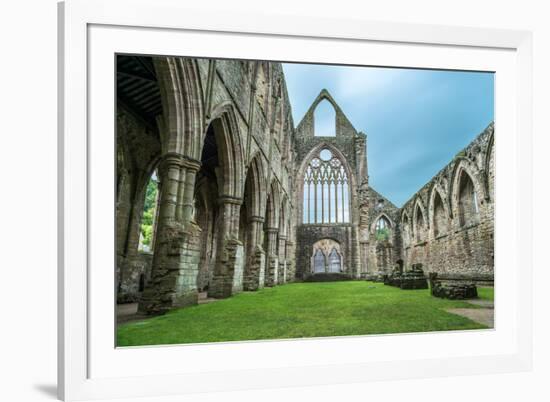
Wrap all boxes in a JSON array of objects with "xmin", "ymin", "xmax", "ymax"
[{"xmin": 116, "ymin": 55, "xmax": 494, "ymax": 314}]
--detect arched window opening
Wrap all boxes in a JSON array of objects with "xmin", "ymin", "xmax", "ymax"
[
  {"xmin": 311, "ymin": 238, "xmax": 343, "ymax": 274},
  {"xmin": 328, "ymin": 248, "xmax": 342, "ymax": 273},
  {"xmin": 433, "ymin": 192, "xmax": 447, "ymax": 237},
  {"xmin": 375, "ymin": 216, "xmax": 391, "ymax": 241},
  {"xmin": 303, "ymin": 148, "xmax": 350, "ymax": 224},
  {"xmin": 313, "ymin": 249, "xmax": 325, "ymax": 273},
  {"xmin": 194, "ymin": 122, "xmax": 223, "ymax": 292},
  {"xmin": 415, "ymin": 206, "xmax": 425, "ymax": 243},
  {"xmin": 138, "ymin": 171, "xmax": 159, "ymax": 252},
  {"xmin": 458, "ymin": 171, "xmax": 479, "ymax": 227},
  {"xmin": 314, "ymin": 99, "xmax": 336, "ymax": 137},
  {"xmin": 402, "ymin": 214, "xmax": 410, "ymax": 246}
]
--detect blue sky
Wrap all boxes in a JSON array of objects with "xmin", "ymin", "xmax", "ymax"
[{"xmin": 282, "ymin": 63, "xmax": 494, "ymax": 207}]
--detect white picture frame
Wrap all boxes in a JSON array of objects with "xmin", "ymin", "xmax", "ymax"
[{"xmin": 58, "ymin": 0, "xmax": 533, "ymax": 400}]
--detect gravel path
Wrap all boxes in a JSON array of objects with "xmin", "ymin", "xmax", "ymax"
[{"xmin": 446, "ymin": 302, "xmax": 494, "ymax": 328}]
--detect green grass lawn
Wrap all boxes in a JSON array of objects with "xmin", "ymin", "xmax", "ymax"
[
  {"xmin": 117, "ymin": 281, "xmax": 492, "ymax": 347},
  {"xmin": 477, "ymin": 286, "xmax": 494, "ymax": 301}
]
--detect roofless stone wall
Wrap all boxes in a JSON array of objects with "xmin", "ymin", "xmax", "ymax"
[{"xmin": 398, "ymin": 123, "xmax": 494, "ymax": 281}]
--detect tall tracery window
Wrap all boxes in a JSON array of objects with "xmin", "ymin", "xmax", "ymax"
[{"xmin": 303, "ymin": 148, "xmax": 350, "ymax": 224}]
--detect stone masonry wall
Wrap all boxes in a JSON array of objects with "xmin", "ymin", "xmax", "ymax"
[{"xmin": 397, "ymin": 123, "xmax": 494, "ymax": 280}]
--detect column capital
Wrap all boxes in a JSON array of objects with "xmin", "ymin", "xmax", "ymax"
[
  {"xmin": 159, "ymin": 152, "xmax": 202, "ymax": 172},
  {"xmin": 249, "ymin": 215, "xmax": 265, "ymax": 223},
  {"xmin": 266, "ymin": 227, "xmax": 279, "ymax": 234},
  {"xmin": 181, "ymin": 156, "xmax": 202, "ymax": 172},
  {"xmin": 217, "ymin": 195, "xmax": 243, "ymax": 206},
  {"xmin": 158, "ymin": 152, "xmax": 185, "ymax": 171}
]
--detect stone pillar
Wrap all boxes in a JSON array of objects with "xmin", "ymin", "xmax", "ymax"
[
  {"xmin": 209, "ymin": 197, "xmax": 245, "ymax": 298},
  {"xmin": 359, "ymin": 240, "xmax": 369, "ymax": 279},
  {"xmin": 139, "ymin": 154, "xmax": 202, "ymax": 315},
  {"xmin": 265, "ymin": 227, "xmax": 279, "ymax": 287},
  {"xmin": 243, "ymin": 216, "xmax": 266, "ymax": 291},
  {"xmin": 285, "ymin": 240, "xmax": 296, "ymax": 282},
  {"xmin": 278, "ymin": 235, "xmax": 287, "ymax": 284}
]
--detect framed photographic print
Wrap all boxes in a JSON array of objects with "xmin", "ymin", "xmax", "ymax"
[{"xmin": 58, "ymin": 0, "xmax": 533, "ymax": 400}]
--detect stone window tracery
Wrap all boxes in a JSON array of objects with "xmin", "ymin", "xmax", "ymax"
[
  {"xmin": 303, "ymin": 148, "xmax": 350, "ymax": 224},
  {"xmin": 328, "ymin": 248, "xmax": 342, "ymax": 273},
  {"xmin": 313, "ymin": 249, "xmax": 325, "ymax": 273},
  {"xmin": 311, "ymin": 239, "xmax": 343, "ymax": 274}
]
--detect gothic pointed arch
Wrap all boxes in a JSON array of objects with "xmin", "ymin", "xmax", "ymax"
[
  {"xmin": 372, "ymin": 213, "xmax": 393, "ymax": 243},
  {"xmin": 265, "ymin": 179, "xmax": 282, "ymax": 229},
  {"xmin": 314, "ymin": 98, "xmax": 337, "ymax": 137},
  {"xmin": 153, "ymin": 57, "xmax": 204, "ymax": 158},
  {"xmin": 243, "ymin": 151, "xmax": 267, "ymax": 220},
  {"xmin": 370, "ymin": 212, "xmax": 394, "ymax": 232},
  {"xmin": 449, "ymin": 158, "xmax": 485, "ymax": 211},
  {"xmin": 453, "ymin": 166, "xmax": 481, "ymax": 227},
  {"xmin": 413, "ymin": 197, "xmax": 427, "ymax": 242},
  {"xmin": 206, "ymin": 102, "xmax": 245, "ymax": 199},
  {"xmin": 428, "ymin": 184, "xmax": 450, "ymax": 237},
  {"xmin": 450, "ymin": 158, "xmax": 485, "ymax": 226},
  {"xmin": 298, "ymin": 142, "xmax": 355, "ymax": 224}
]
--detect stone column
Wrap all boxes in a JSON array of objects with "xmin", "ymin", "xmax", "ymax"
[
  {"xmin": 278, "ymin": 235, "xmax": 287, "ymax": 284},
  {"xmin": 285, "ymin": 240, "xmax": 296, "ymax": 282},
  {"xmin": 359, "ymin": 240, "xmax": 370, "ymax": 279},
  {"xmin": 139, "ymin": 154, "xmax": 203, "ymax": 315},
  {"xmin": 209, "ymin": 197, "xmax": 245, "ymax": 299},
  {"xmin": 264, "ymin": 227, "xmax": 279, "ymax": 287},
  {"xmin": 243, "ymin": 216, "xmax": 266, "ymax": 291}
]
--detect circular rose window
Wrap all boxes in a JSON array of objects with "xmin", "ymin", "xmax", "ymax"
[{"xmin": 319, "ymin": 149, "xmax": 332, "ymax": 161}]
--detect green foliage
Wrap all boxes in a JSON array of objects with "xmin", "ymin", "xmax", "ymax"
[
  {"xmin": 140, "ymin": 179, "xmax": 158, "ymax": 248},
  {"xmin": 117, "ymin": 281, "xmax": 489, "ymax": 347},
  {"xmin": 143, "ymin": 179, "xmax": 158, "ymax": 211},
  {"xmin": 375, "ymin": 227, "xmax": 390, "ymax": 241}
]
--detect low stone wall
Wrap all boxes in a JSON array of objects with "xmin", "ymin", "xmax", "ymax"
[
  {"xmin": 383, "ymin": 264, "xmax": 428, "ymax": 290},
  {"xmin": 431, "ymin": 282, "xmax": 478, "ymax": 300}
]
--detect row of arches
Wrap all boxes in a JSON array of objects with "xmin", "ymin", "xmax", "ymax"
[
  {"xmin": 401, "ymin": 161, "xmax": 489, "ymax": 246},
  {"xmin": 116, "ymin": 56, "xmax": 296, "ymax": 312}
]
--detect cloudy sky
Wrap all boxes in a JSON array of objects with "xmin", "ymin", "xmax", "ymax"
[{"xmin": 282, "ymin": 63, "xmax": 494, "ymax": 207}]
